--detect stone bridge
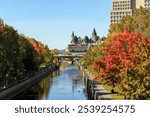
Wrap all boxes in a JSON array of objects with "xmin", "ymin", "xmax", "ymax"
[{"xmin": 54, "ymin": 54, "xmax": 84, "ymax": 65}]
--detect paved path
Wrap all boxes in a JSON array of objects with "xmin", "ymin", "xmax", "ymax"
[
  {"xmin": 86, "ymin": 70, "xmax": 112, "ymax": 100},
  {"xmin": 94, "ymin": 84, "xmax": 112, "ymax": 100}
]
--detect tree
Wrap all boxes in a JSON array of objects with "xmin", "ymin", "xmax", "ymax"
[
  {"xmin": 119, "ymin": 33, "xmax": 150, "ymax": 99},
  {"xmin": 82, "ymin": 43, "xmax": 105, "ymax": 71},
  {"xmin": 42, "ymin": 45, "xmax": 53, "ymax": 66},
  {"xmin": 0, "ymin": 25, "xmax": 24, "ymax": 80},
  {"xmin": 0, "ymin": 18, "xmax": 55, "ymax": 85},
  {"xmin": 51, "ymin": 48, "xmax": 58, "ymax": 64},
  {"xmin": 18, "ymin": 35, "xmax": 39, "ymax": 73},
  {"xmin": 0, "ymin": 19, "xmax": 4, "ymax": 31},
  {"xmin": 28, "ymin": 38, "xmax": 54, "ymax": 68},
  {"xmin": 108, "ymin": 7, "xmax": 150, "ymax": 41},
  {"xmin": 51, "ymin": 48, "xmax": 58, "ymax": 55},
  {"xmin": 93, "ymin": 29, "xmax": 150, "ymax": 99}
]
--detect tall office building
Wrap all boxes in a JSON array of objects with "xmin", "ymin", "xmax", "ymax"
[
  {"xmin": 144, "ymin": 0, "xmax": 150, "ymax": 10},
  {"xmin": 110, "ymin": 0, "xmax": 150, "ymax": 24},
  {"xmin": 110, "ymin": 0, "xmax": 135, "ymax": 24},
  {"xmin": 136, "ymin": 0, "xmax": 150, "ymax": 10}
]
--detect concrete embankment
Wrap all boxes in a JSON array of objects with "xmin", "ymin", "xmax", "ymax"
[
  {"xmin": 0, "ymin": 66, "xmax": 57, "ymax": 100},
  {"xmin": 75, "ymin": 62, "xmax": 112, "ymax": 100}
]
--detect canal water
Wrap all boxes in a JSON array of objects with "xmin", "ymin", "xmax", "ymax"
[{"xmin": 14, "ymin": 66, "xmax": 87, "ymax": 100}]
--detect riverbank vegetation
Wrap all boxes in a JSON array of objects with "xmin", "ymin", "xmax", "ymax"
[
  {"xmin": 82, "ymin": 8, "xmax": 150, "ymax": 99},
  {"xmin": 0, "ymin": 19, "xmax": 56, "ymax": 82}
]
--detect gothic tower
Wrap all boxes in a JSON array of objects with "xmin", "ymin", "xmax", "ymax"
[
  {"xmin": 91, "ymin": 28, "xmax": 98, "ymax": 42},
  {"xmin": 70, "ymin": 31, "xmax": 78, "ymax": 44},
  {"xmin": 70, "ymin": 31, "xmax": 75, "ymax": 44},
  {"xmin": 71, "ymin": 31, "xmax": 74, "ymax": 38}
]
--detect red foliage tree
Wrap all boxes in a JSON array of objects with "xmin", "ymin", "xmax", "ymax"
[
  {"xmin": 33, "ymin": 42, "xmax": 41, "ymax": 54},
  {"xmin": 93, "ymin": 29, "xmax": 150, "ymax": 98}
]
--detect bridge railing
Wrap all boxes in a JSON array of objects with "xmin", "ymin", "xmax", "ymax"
[{"xmin": 54, "ymin": 54, "xmax": 84, "ymax": 58}]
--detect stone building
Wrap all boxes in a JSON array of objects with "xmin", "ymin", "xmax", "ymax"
[{"xmin": 68, "ymin": 28, "xmax": 100, "ymax": 53}]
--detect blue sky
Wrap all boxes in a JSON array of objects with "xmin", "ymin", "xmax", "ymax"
[{"xmin": 0, "ymin": 0, "xmax": 112, "ymax": 49}]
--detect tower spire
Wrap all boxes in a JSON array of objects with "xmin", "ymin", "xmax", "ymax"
[
  {"xmin": 71, "ymin": 31, "xmax": 74, "ymax": 37},
  {"xmin": 92, "ymin": 28, "xmax": 97, "ymax": 35},
  {"xmin": 91, "ymin": 28, "xmax": 98, "ymax": 42}
]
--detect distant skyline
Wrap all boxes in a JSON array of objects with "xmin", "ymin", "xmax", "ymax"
[{"xmin": 0, "ymin": 0, "xmax": 112, "ymax": 49}]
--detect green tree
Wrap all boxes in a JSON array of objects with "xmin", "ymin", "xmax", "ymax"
[
  {"xmin": 42, "ymin": 45, "xmax": 53, "ymax": 66},
  {"xmin": 109, "ymin": 7, "xmax": 150, "ymax": 40},
  {"xmin": 0, "ymin": 25, "xmax": 24, "ymax": 80},
  {"xmin": 18, "ymin": 35, "xmax": 39, "ymax": 73},
  {"xmin": 28, "ymin": 38, "xmax": 54, "ymax": 68},
  {"xmin": 82, "ymin": 43, "xmax": 105, "ymax": 72}
]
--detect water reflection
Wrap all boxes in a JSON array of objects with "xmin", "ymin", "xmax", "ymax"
[{"xmin": 14, "ymin": 66, "xmax": 87, "ymax": 100}]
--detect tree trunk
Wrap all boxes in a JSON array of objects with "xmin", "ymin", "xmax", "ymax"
[{"xmin": 111, "ymin": 88, "xmax": 115, "ymax": 93}]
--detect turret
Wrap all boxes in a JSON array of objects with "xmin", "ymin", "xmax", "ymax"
[
  {"xmin": 70, "ymin": 31, "xmax": 78, "ymax": 44},
  {"xmin": 92, "ymin": 28, "xmax": 97, "ymax": 35},
  {"xmin": 91, "ymin": 28, "xmax": 98, "ymax": 42},
  {"xmin": 71, "ymin": 31, "xmax": 74, "ymax": 38}
]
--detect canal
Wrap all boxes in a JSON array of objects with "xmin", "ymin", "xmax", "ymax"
[{"xmin": 14, "ymin": 66, "xmax": 87, "ymax": 100}]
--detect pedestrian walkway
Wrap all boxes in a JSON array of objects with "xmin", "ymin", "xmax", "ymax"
[
  {"xmin": 94, "ymin": 84, "xmax": 112, "ymax": 100},
  {"xmin": 86, "ymin": 70, "xmax": 112, "ymax": 100}
]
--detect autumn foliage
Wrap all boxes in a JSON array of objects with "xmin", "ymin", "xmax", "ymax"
[
  {"xmin": 0, "ymin": 19, "xmax": 55, "ymax": 81},
  {"xmin": 33, "ymin": 42, "xmax": 41, "ymax": 54},
  {"xmin": 93, "ymin": 29, "xmax": 150, "ymax": 99}
]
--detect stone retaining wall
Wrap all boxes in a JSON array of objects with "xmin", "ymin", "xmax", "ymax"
[
  {"xmin": 75, "ymin": 62, "xmax": 112, "ymax": 100},
  {"xmin": 0, "ymin": 67, "xmax": 57, "ymax": 100}
]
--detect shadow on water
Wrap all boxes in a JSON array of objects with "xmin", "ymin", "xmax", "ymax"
[{"xmin": 13, "ymin": 66, "xmax": 87, "ymax": 100}]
